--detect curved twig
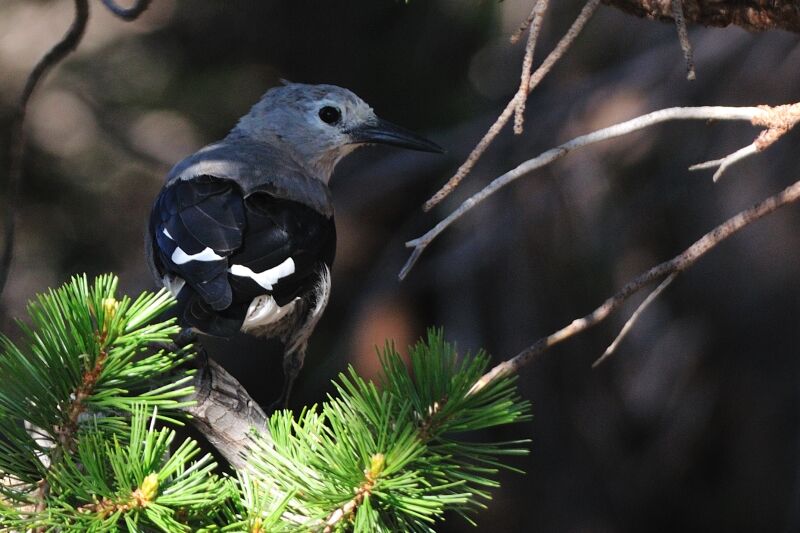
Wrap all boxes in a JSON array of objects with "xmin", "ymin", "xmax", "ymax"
[
  {"xmin": 99, "ymin": 0, "xmax": 152, "ymax": 21},
  {"xmin": 1, "ymin": 0, "xmax": 90, "ymax": 302},
  {"xmin": 469, "ymin": 177, "xmax": 800, "ymax": 394}
]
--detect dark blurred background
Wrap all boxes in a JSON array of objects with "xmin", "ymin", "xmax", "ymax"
[{"xmin": 1, "ymin": 0, "xmax": 800, "ymax": 531}]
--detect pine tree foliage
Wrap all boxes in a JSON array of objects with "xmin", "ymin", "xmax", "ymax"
[
  {"xmin": 0, "ymin": 275, "xmax": 195, "ymax": 522},
  {"xmin": 45, "ymin": 405, "xmax": 225, "ymax": 531},
  {"xmin": 246, "ymin": 332, "xmax": 531, "ymax": 532},
  {"xmin": 0, "ymin": 275, "xmax": 532, "ymax": 532}
]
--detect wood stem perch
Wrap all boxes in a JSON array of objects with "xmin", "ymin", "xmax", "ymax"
[
  {"xmin": 181, "ymin": 358, "xmax": 268, "ymax": 471},
  {"xmin": 602, "ymin": 0, "xmax": 800, "ymax": 34}
]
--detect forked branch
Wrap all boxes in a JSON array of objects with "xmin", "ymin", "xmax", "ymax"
[
  {"xmin": 423, "ymin": 0, "xmax": 601, "ymax": 212},
  {"xmin": 401, "ymin": 103, "xmax": 800, "ymax": 280}
]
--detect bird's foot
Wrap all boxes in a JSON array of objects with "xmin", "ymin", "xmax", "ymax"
[{"xmin": 149, "ymin": 328, "xmax": 208, "ymax": 370}]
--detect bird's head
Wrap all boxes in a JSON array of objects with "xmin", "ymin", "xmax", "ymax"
[{"xmin": 232, "ymin": 82, "xmax": 443, "ymax": 182}]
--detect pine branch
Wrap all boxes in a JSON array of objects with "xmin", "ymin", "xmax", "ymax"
[
  {"xmin": 0, "ymin": 275, "xmax": 194, "ymax": 518},
  {"xmin": 44, "ymin": 405, "xmax": 226, "ymax": 531},
  {"xmin": 246, "ymin": 330, "xmax": 531, "ymax": 532},
  {"xmin": 0, "ymin": 278, "xmax": 533, "ymax": 531}
]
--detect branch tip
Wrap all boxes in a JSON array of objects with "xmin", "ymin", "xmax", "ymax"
[{"xmin": 421, "ymin": 0, "xmax": 598, "ymax": 213}]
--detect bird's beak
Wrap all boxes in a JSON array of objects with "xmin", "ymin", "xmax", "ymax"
[{"xmin": 348, "ymin": 118, "xmax": 445, "ymax": 153}]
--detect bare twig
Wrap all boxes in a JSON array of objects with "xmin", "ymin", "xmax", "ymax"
[
  {"xmin": 469, "ymin": 177, "xmax": 800, "ymax": 394},
  {"xmin": 99, "ymin": 0, "xmax": 152, "ymax": 21},
  {"xmin": 689, "ymin": 144, "xmax": 759, "ymax": 182},
  {"xmin": 401, "ymin": 103, "xmax": 800, "ymax": 280},
  {"xmin": 592, "ymin": 271, "xmax": 677, "ymax": 367},
  {"xmin": 0, "ymin": 0, "xmax": 90, "ymax": 303},
  {"xmin": 514, "ymin": 0, "xmax": 549, "ymax": 135},
  {"xmin": 671, "ymin": 0, "xmax": 696, "ymax": 80},
  {"xmin": 423, "ymin": 0, "xmax": 601, "ymax": 212},
  {"xmin": 690, "ymin": 103, "xmax": 800, "ymax": 181}
]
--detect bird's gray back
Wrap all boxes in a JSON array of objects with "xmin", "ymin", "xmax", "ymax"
[{"xmin": 165, "ymin": 136, "xmax": 334, "ymax": 217}]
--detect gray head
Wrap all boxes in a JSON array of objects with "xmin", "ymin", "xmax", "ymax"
[{"xmin": 231, "ymin": 82, "xmax": 443, "ymax": 182}]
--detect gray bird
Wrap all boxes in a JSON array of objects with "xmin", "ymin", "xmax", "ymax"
[{"xmin": 146, "ymin": 82, "xmax": 442, "ymax": 408}]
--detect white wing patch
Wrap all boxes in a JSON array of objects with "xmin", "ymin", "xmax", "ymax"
[
  {"xmin": 171, "ymin": 246, "xmax": 225, "ymax": 264},
  {"xmin": 228, "ymin": 257, "xmax": 295, "ymax": 290},
  {"xmin": 162, "ymin": 227, "xmax": 225, "ymax": 265}
]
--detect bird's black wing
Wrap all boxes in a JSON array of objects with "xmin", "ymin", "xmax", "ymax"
[
  {"xmin": 151, "ymin": 175, "xmax": 245, "ymax": 310},
  {"xmin": 228, "ymin": 193, "xmax": 336, "ymax": 308},
  {"xmin": 149, "ymin": 176, "xmax": 335, "ymax": 336}
]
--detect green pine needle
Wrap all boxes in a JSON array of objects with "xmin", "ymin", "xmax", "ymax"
[
  {"xmin": 0, "ymin": 274, "xmax": 194, "ymax": 499},
  {"xmin": 0, "ymin": 276, "xmax": 533, "ymax": 532},
  {"xmin": 45, "ymin": 405, "xmax": 225, "ymax": 531},
  {"xmin": 246, "ymin": 329, "xmax": 531, "ymax": 532}
]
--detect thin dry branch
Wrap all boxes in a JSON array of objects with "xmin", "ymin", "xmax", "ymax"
[
  {"xmin": 670, "ymin": 0, "xmax": 696, "ymax": 80},
  {"xmin": 514, "ymin": 0, "xmax": 548, "ymax": 135},
  {"xmin": 1, "ymin": 0, "xmax": 89, "ymax": 303},
  {"xmin": 690, "ymin": 144, "xmax": 759, "ymax": 182},
  {"xmin": 99, "ymin": 0, "xmax": 152, "ymax": 20},
  {"xmin": 422, "ymin": 0, "xmax": 601, "ymax": 212},
  {"xmin": 401, "ymin": 103, "xmax": 800, "ymax": 280},
  {"xmin": 593, "ymin": 271, "xmax": 677, "ymax": 367},
  {"xmin": 469, "ymin": 177, "xmax": 800, "ymax": 394},
  {"xmin": 690, "ymin": 103, "xmax": 800, "ymax": 181},
  {"xmin": 510, "ymin": 6, "xmax": 538, "ymax": 44}
]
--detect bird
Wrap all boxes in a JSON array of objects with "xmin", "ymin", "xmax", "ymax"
[{"xmin": 146, "ymin": 82, "xmax": 443, "ymax": 409}]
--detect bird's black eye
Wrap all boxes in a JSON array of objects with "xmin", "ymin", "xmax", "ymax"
[{"xmin": 319, "ymin": 106, "xmax": 342, "ymax": 125}]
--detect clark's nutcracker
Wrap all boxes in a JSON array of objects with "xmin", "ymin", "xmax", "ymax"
[{"xmin": 146, "ymin": 82, "xmax": 442, "ymax": 407}]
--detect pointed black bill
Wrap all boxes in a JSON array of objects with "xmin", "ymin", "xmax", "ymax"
[{"xmin": 349, "ymin": 118, "xmax": 444, "ymax": 153}]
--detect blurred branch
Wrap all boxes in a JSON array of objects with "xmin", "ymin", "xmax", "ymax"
[
  {"xmin": 99, "ymin": 0, "xmax": 152, "ymax": 21},
  {"xmin": 1, "ymin": 0, "xmax": 89, "ymax": 303},
  {"xmin": 1, "ymin": 0, "xmax": 155, "ymax": 306},
  {"xmin": 603, "ymin": 0, "xmax": 800, "ymax": 33},
  {"xmin": 470, "ymin": 177, "xmax": 800, "ymax": 394},
  {"xmin": 423, "ymin": 0, "xmax": 600, "ymax": 212},
  {"xmin": 401, "ymin": 103, "xmax": 800, "ymax": 280}
]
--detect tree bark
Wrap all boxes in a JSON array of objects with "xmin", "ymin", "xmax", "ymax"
[
  {"xmin": 182, "ymin": 359, "xmax": 268, "ymax": 470},
  {"xmin": 603, "ymin": 0, "xmax": 800, "ymax": 33}
]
